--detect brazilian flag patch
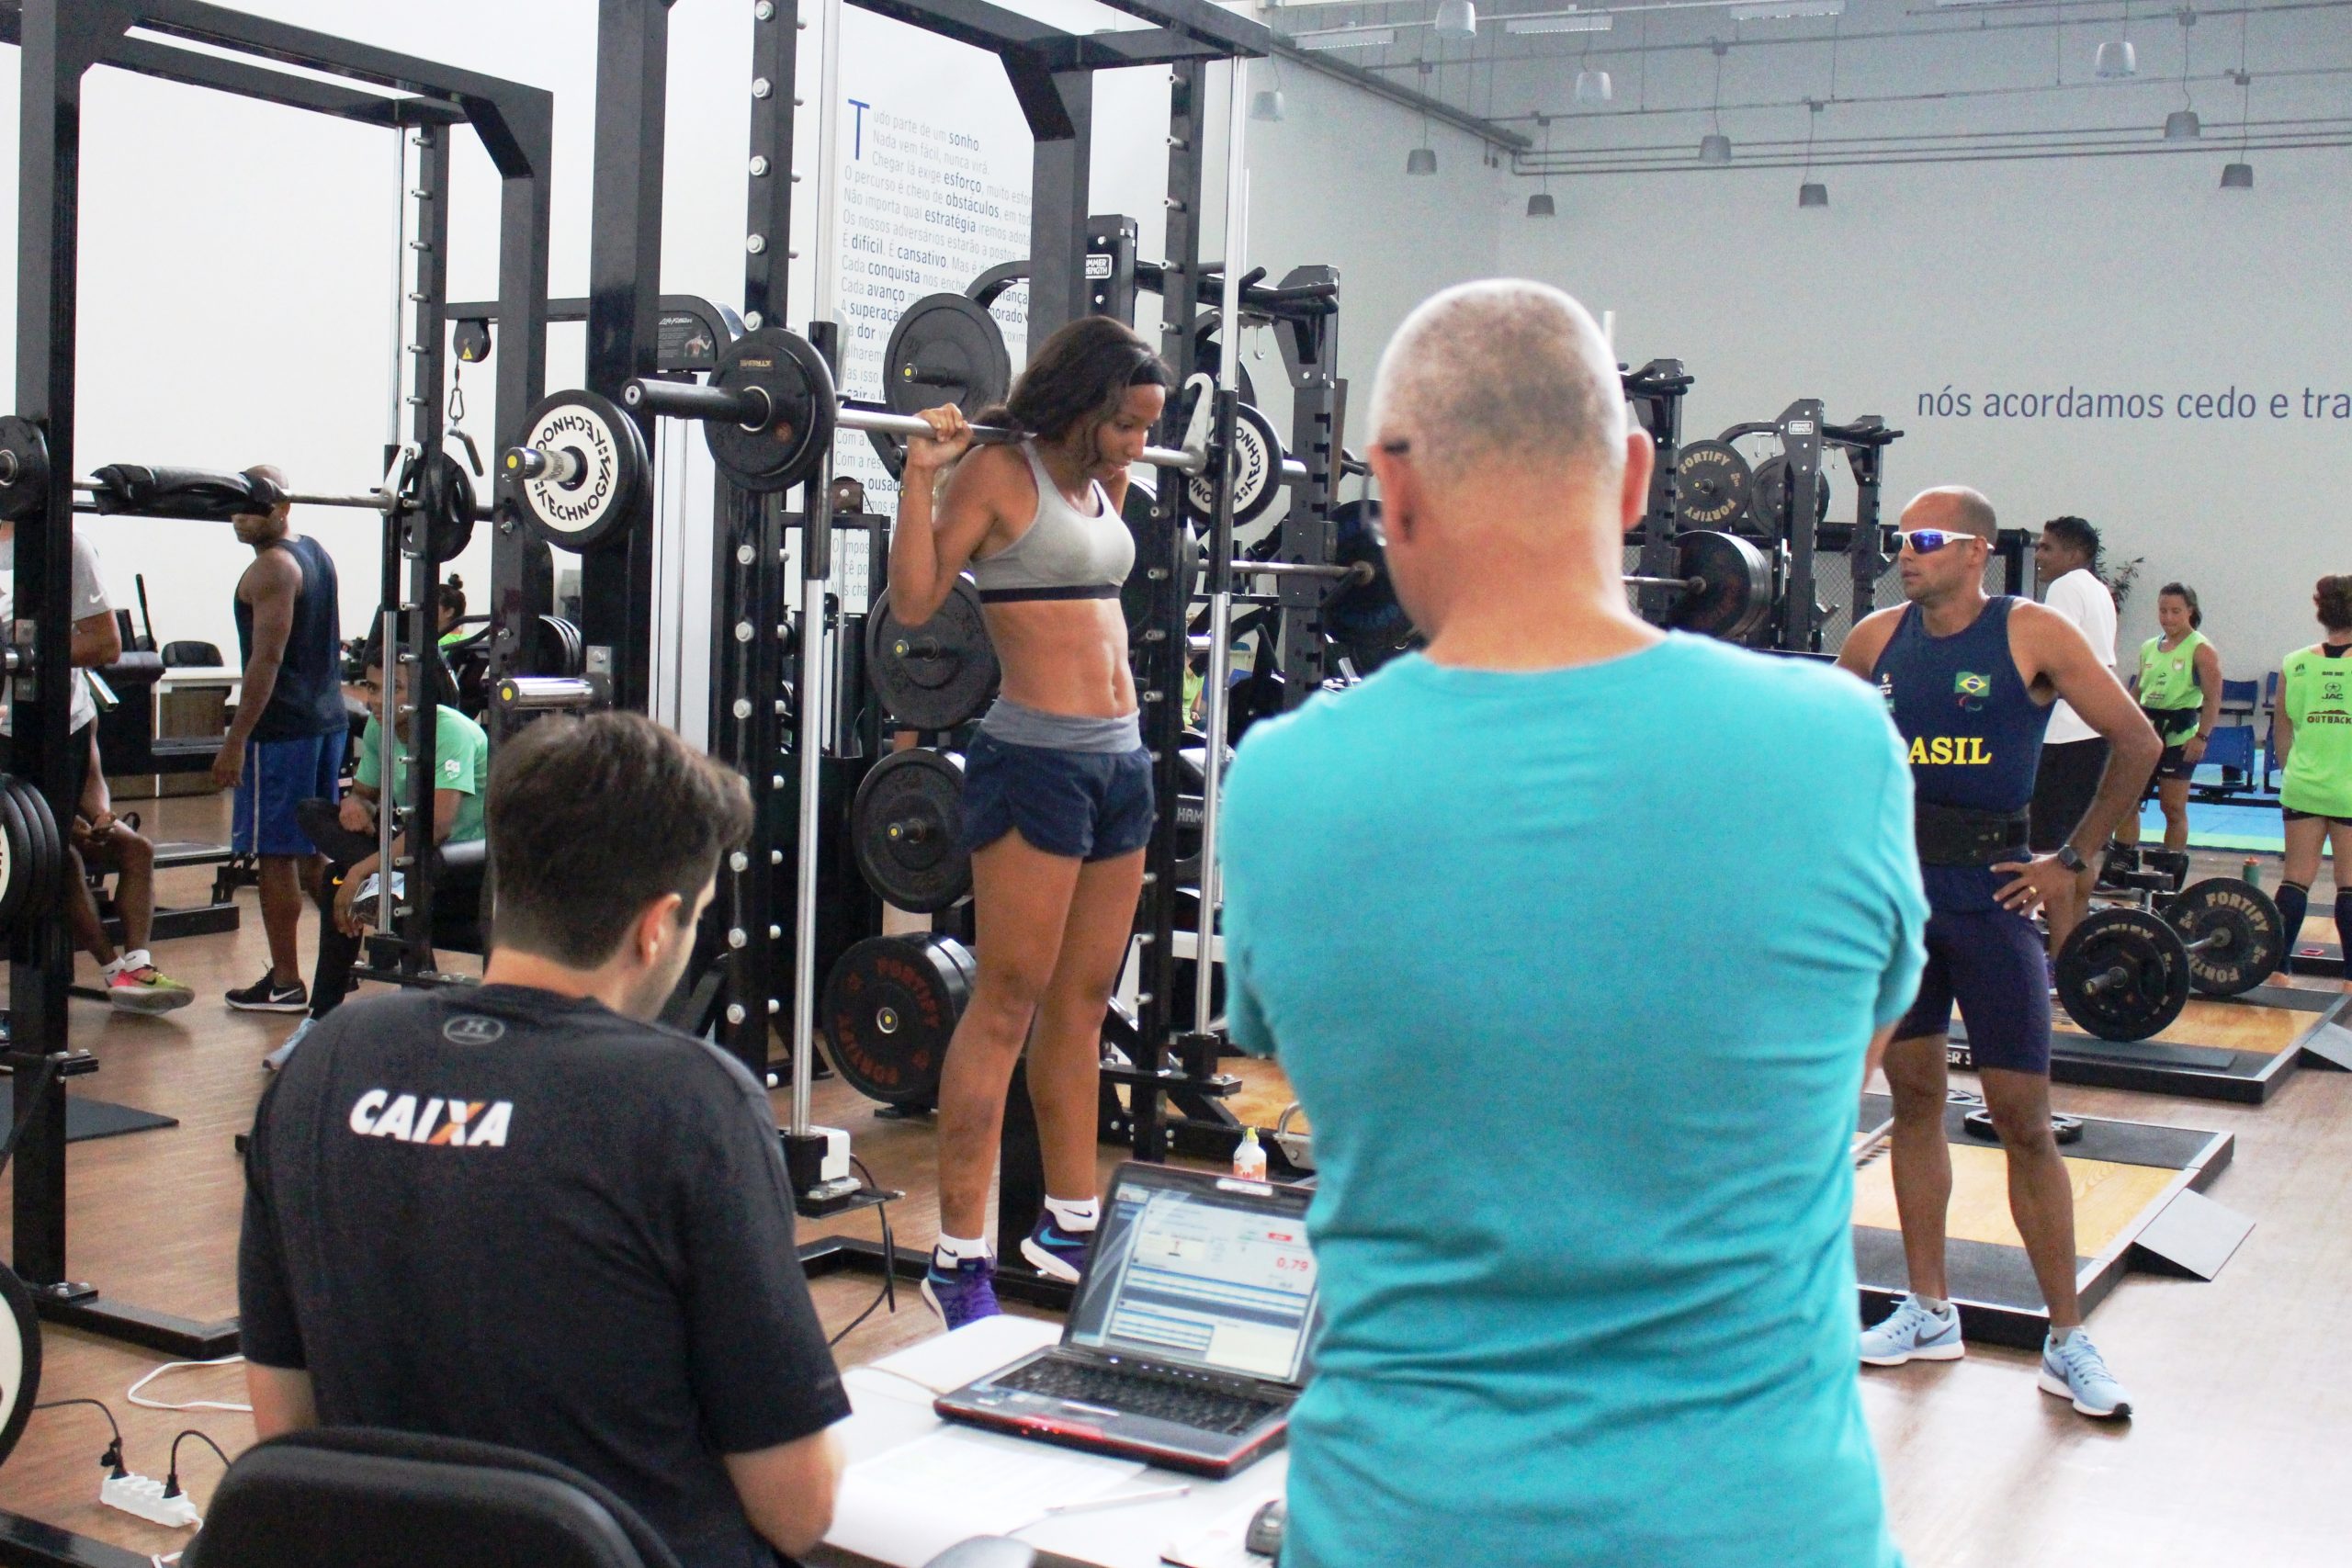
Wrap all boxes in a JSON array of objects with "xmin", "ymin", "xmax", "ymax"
[{"xmin": 1954, "ymin": 671, "xmax": 1991, "ymax": 699}]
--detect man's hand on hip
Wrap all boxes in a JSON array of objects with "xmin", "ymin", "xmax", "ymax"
[{"xmin": 1993, "ymin": 855, "xmax": 2078, "ymax": 918}]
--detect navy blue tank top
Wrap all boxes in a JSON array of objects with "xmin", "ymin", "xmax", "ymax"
[
  {"xmin": 1871, "ymin": 597, "xmax": 2052, "ymax": 911},
  {"xmin": 235, "ymin": 534, "xmax": 346, "ymax": 742}
]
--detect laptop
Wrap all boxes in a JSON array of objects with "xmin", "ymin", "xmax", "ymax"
[{"xmin": 933, "ymin": 1161, "xmax": 1318, "ymax": 1477}]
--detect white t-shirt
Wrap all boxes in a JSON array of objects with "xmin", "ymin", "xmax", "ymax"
[
  {"xmin": 2041, "ymin": 565, "xmax": 2117, "ymax": 746},
  {"xmin": 0, "ymin": 529, "xmax": 113, "ymax": 734}
]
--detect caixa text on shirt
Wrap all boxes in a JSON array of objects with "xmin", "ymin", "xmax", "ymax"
[{"xmin": 346, "ymin": 1090, "xmax": 513, "ymax": 1147}]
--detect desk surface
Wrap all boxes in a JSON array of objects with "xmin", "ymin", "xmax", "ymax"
[{"xmin": 819, "ymin": 1316, "xmax": 1283, "ymax": 1568}]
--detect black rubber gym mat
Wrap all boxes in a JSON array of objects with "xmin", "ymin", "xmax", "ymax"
[
  {"xmin": 1856, "ymin": 1230, "xmax": 2062, "ymax": 1310},
  {"xmin": 1859, "ymin": 1092, "xmax": 2219, "ymax": 1170},
  {"xmin": 2050, "ymin": 1036, "xmax": 2245, "ymax": 1073},
  {"xmin": 0, "ymin": 1087, "xmax": 177, "ymax": 1142}
]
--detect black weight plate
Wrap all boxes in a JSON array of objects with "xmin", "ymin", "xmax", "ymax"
[
  {"xmin": 0, "ymin": 1264, "xmax": 43, "ymax": 1471},
  {"xmin": 865, "ymin": 578, "xmax": 999, "ymax": 731},
  {"xmin": 6, "ymin": 779, "xmax": 60, "ymax": 920},
  {"xmin": 1187, "ymin": 333, "xmax": 1258, "ymax": 413},
  {"xmin": 2056, "ymin": 907, "xmax": 2191, "ymax": 1042},
  {"xmin": 507, "ymin": 389, "xmax": 649, "ymax": 551},
  {"xmin": 1751, "ymin": 454, "xmax": 1832, "ymax": 531},
  {"xmin": 1962, "ymin": 1108, "xmax": 2084, "ymax": 1145},
  {"xmin": 707, "ymin": 327, "xmax": 836, "ymax": 494},
  {"xmin": 2165, "ymin": 877, "xmax": 2284, "ymax": 997},
  {"xmin": 0, "ymin": 416, "xmax": 50, "ymax": 524},
  {"xmin": 820, "ymin": 933, "xmax": 975, "ymax": 1108},
  {"xmin": 1119, "ymin": 482, "xmax": 1202, "ymax": 636},
  {"xmin": 1187, "ymin": 400, "xmax": 1283, "ymax": 526},
  {"xmin": 1322, "ymin": 501, "xmax": 1420, "ymax": 675},
  {"xmin": 1668, "ymin": 530, "xmax": 1773, "ymax": 642},
  {"xmin": 886, "ymin": 295, "xmax": 1012, "ymax": 421},
  {"xmin": 851, "ymin": 748, "xmax": 970, "ymax": 912},
  {"xmin": 0, "ymin": 777, "xmax": 28, "ymax": 933},
  {"xmin": 1672, "ymin": 440, "xmax": 1751, "ymax": 529},
  {"xmin": 421, "ymin": 450, "xmax": 477, "ymax": 563},
  {"xmin": 526, "ymin": 615, "xmax": 573, "ymax": 677}
]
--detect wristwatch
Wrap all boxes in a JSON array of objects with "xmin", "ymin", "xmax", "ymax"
[{"xmin": 2053, "ymin": 844, "xmax": 2086, "ymax": 872}]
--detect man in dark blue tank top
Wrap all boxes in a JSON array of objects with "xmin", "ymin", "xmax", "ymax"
[
  {"xmin": 212, "ymin": 466, "xmax": 348, "ymax": 1017},
  {"xmin": 1838, "ymin": 486, "xmax": 2159, "ymax": 1421}
]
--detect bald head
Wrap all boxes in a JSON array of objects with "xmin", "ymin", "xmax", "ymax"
[
  {"xmin": 1368, "ymin": 279, "xmax": 1626, "ymax": 495},
  {"xmin": 1903, "ymin": 485, "xmax": 1997, "ymax": 541}
]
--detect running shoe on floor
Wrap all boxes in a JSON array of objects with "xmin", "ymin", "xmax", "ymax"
[
  {"xmin": 2041, "ymin": 1329, "xmax": 2132, "ymax": 1419},
  {"xmin": 263, "ymin": 1016, "xmax": 316, "ymax": 1074},
  {"xmin": 226, "ymin": 972, "xmax": 309, "ymax": 1013},
  {"xmin": 922, "ymin": 1254, "xmax": 1001, "ymax": 1329},
  {"xmin": 1020, "ymin": 1216, "xmax": 1095, "ymax": 1284},
  {"xmin": 1860, "ymin": 1294, "xmax": 1965, "ymax": 1366},
  {"xmin": 107, "ymin": 964, "xmax": 195, "ymax": 1015}
]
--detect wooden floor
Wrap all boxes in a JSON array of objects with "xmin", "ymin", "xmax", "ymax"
[{"xmin": 1, "ymin": 795, "xmax": 2347, "ymax": 1565}]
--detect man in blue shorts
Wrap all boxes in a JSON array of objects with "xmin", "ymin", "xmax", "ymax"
[
  {"xmin": 1837, "ymin": 488, "xmax": 2159, "ymax": 1418},
  {"xmin": 212, "ymin": 467, "xmax": 347, "ymax": 1013},
  {"xmin": 1219, "ymin": 279, "xmax": 1927, "ymax": 1568}
]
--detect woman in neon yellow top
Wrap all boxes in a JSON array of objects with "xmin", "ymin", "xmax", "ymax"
[
  {"xmin": 2116, "ymin": 582, "xmax": 2221, "ymax": 852},
  {"xmin": 2275, "ymin": 573, "xmax": 2352, "ymax": 985}
]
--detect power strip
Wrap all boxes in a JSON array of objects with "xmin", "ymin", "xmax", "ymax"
[{"xmin": 100, "ymin": 1472, "xmax": 200, "ymax": 1529}]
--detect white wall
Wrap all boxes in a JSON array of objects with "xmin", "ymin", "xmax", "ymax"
[{"xmin": 1488, "ymin": 5, "xmax": 2351, "ymax": 677}]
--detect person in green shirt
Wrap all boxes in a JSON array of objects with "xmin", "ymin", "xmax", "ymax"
[
  {"xmin": 2275, "ymin": 573, "xmax": 2352, "ymax": 987},
  {"xmin": 2115, "ymin": 582, "xmax": 2222, "ymax": 852},
  {"xmin": 269, "ymin": 634, "xmax": 491, "ymax": 1067}
]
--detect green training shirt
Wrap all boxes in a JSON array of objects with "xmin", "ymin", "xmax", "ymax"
[
  {"xmin": 2135, "ymin": 629, "xmax": 2209, "ymax": 741},
  {"xmin": 2279, "ymin": 642, "xmax": 2352, "ymax": 818}
]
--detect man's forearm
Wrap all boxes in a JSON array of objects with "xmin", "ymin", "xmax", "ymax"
[{"xmin": 227, "ymin": 658, "xmax": 284, "ymax": 742}]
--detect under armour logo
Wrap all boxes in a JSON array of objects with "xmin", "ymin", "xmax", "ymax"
[{"xmin": 443, "ymin": 1016, "xmax": 506, "ymax": 1046}]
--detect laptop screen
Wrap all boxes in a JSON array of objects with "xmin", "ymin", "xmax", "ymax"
[{"xmin": 1066, "ymin": 1172, "xmax": 1318, "ymax": 1384}]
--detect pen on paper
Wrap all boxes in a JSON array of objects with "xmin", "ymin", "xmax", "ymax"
[{"xmin": 1043, "ymin": 1484, "xmax": 1193, "ymax": 1517}]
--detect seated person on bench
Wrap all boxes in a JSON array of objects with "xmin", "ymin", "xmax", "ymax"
[
  {"xmin": 270, "ymin": 633, "xmax": 489, "ymax": 1066},
  {"xmin": 240, "ymin": 711, "xmax": 847, "ymax": 1567},
  {"xmin": 0, "ymin": 519, "xmax": 193, "ymax": 1012}
]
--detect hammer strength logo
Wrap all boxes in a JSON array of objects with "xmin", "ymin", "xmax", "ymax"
[{"xmin": 348, "ymin": 1090, "xmax": 513, "ymax": 1148}]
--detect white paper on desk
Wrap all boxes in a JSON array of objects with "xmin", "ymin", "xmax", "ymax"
[
  {"xmin": 852, "ymin": 1314, "xmax": 1063, "ymax": 1398},
  {"xmin": 830, "ymin": 1425, "xmax": 1147, "ymax": 1566},
  {"xmin": 1159, "ymin": 1488, "xmax": 1283, "ymax": 1568}
]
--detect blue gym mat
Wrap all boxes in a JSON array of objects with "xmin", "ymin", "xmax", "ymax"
[{"xmin": 2140, "ymin": 799, "xmax": 2285, "ymax": 853}]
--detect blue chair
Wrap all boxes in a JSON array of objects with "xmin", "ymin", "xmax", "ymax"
[{"xmin": 2202, "ymin": 677, "xmax": 2261, "ymax": 794}]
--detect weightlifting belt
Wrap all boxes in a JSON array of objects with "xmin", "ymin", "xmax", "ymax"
[{"xmin": 1913, "ymin": 801, "xmax": 2031, "ymax": 867}]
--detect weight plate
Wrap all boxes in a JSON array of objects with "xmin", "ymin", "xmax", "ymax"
[
  {"xmin": 0, "ymin": 778, "xmax": 28, "ymax": 934},
  {"xmin": 2055, "ymin": 906, "xmax": 2191, "ymax": 1042},
  {"xmin": 1186, "ymin": 400, "xmax": 1283, "ymax": 526},
  {"xmin": 865, "ymin": 577, "xmax": 1000, "ymax": 731},
  {"xmin": 886, "ymin": 294, "xmax": 1012, "ymax": 421},
  {"xmin": 851, "ymin": 748, "xmax": 970, "ymax": 913},
  {"xmin": 0, "ymin": 417, "xmax": 51, "ymax": 524},
  {"xmin": 0, "ymin": 1265, "xmax": 42, "ymax": 1472},
  {"xmin": 6, "ymin": 779, "xmax": 59, "ymax": 921},
  {"xmin": 1751, "ymin": 454, "xmax": 1832, "ymax": 532},
  {"xmin": 706, "ymin": 327, "xmax": 836, "ymax": 494},
  {"xmin": 1962, "ymin": 1108, "xmax": 2084, "ymax": 1145},
  {"xmin": 820, "ymin": 933, "xmax": 976, "ymax": 1108},
  {"xmin": 525, "ymin": 615, "xmax": 580, "ymax": 677},
  {"xmin": 1322, "ymin": 501, "xmax": 1419, "ymax": 675},
  {"xmin": 1672, "ymin": 440, "xmax": 1751, "ymax": 529},
  {"xmin": 507, "ymin": 389, "xmax": 649, "ymax": 551},
  {"xmin": 1119, "ymin": 483, "xmax": 1202, "ymax": 637},
  {"xmin": 420, "ymin": 450, "xmax": 477, "ymax": 563},
  {"xmin": 2164, "ymin": 877, "xmax": 2284, "ymax": 997},
  {"xmin": 1668, "ymin": 530, "xmax": 1774, "ymax": 642}
]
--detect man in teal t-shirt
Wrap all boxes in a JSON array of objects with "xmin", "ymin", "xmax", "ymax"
[{"xmin": 1218, "ymin": 282, "xmax": 1926, "ymax": 1568}]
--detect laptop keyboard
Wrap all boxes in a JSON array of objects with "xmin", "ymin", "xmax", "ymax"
[{"xmin": 997, "ymin": 1359, "xmax": 1283, "ymax": 1437}]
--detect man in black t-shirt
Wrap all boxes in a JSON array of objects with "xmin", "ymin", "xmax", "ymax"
[{"xmin": 240, "ymin": 713, "xmax": 849, "ymax": 1568}]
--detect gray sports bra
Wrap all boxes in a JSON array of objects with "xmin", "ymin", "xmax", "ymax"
[{"xmin": 967, "ymin": 442, "xmax": 1135, "ymax": 603}]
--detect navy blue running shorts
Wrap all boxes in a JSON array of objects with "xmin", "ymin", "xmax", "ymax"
[{"xmin": 960, "ymin": 731, "xmax": 1154, "ymax": 863}]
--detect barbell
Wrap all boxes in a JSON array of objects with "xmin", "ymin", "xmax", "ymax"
[{"xmin": 2052, "ymin": 879, "xmax": 2285, "ymax": 1042}]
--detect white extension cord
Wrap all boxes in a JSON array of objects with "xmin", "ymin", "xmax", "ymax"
[{"xmin": 100, "ymin": 1472, "xmax": 199, "ymax": 1529}]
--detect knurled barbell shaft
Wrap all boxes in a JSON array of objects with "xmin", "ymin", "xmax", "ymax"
[
  {"xmin": 71, "ymin": 478, "xmax": 396, "ymax": 513},
  {"xmin": 1229, "ymin": 559, "xmax": 1374, "ymax": 583}
]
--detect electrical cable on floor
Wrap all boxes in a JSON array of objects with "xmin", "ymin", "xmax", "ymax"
[
  {"xmin": 828, "ymin": 1155, "xmax": 898, "ymax": 1348},
  {"xmin": 165, "ymin": 1429, "xmax": 232, "ymax": 1505},
  {"xmin": 129, "ymin": 1356, "xmax": 251, "ymax": 1413},
  {"xmin": 32, "ymin": 1397, "xmax": 127, "ymax": 1474}
]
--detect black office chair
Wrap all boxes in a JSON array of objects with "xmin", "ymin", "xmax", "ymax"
[
  {"xmin": 161, "ymin": 639, "xmax": 225, "ymax": 667},
  {"xmin": 185, "ymin": 1427, "xmax": 1037, "ymax": 1568}
]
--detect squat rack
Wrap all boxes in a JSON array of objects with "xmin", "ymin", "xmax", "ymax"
[{"xmin": 2, "ymin": 0, "xmax": 551, "ymax": 1359}]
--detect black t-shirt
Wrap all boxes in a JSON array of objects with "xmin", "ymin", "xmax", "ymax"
[{"xmin": 239, "ymin": 984, "xmax": 851, "ymax": 1568}]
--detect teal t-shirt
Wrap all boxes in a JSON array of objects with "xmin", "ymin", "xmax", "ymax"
[
  {"xmin": 1219, "ymin": 636, "xmax": 1926, "ymax": 1568},
  {"xmin": 354, "ymin": 706, "xmax": 490, "ymax": 846}
]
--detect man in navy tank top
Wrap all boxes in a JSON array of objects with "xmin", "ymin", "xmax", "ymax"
[
  {"xmin": 214, "ymin": 466, "xmax": 349, "ymax": 1017},
  {"xmin": 1837, "ymin": 486, "xmax": 2159, "ymax": 1420}
]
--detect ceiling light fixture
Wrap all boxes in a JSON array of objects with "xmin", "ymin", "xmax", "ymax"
[
  {"xmin": 2222, "ymin": 47, "xmax": 2253, "ymax": 189},
  {"xmin": 1798, "ymin": 181, "xmax": 1828, "ymax": 207},
  {"xmin": 2165, "ymin": 11, "xmax": 2198, "ymax": 141},
  {"xmin": 1433, "ymin": 0, "xmax": 1477, "ymax": 41},
  {"xmin": 1700, "ymin": 39, "xmax": 1731, "ymax": 164},
  {"xmin": 2095, "ymin": 39, "xmax": 2136, "ymax": 78},
  {"xmin": 2164, "ymin": 109, "xmax": 2199, "ymax": 141},
  {"xmin": 2220, "ymin": 160, "xmax": 2253, "ymax": 188},
  {"xmin": 1727, "ymin": 0, "xmax": 1843, "ymax": 20},
  {"xmin": 1407, "ymin": 146, "xmax": 1438, "ymax": 175},
  {"xmin": 1251, "ymin": 87, "xmax": 1285, "ymax": 121},
  {"xmin": 1296, "ymin": 27, "xmax": 1395, "ymax": 51},
  {"xmin": 1797, "ymin": 96, "xmax": 1826, "ymax": 207},
  {"xmin": 1527, "ymin": 191, "xmax": 1556, "ymax": 216},
  {"xmin": 1574, "ymin": 67, "xmax": 1613, "ymax": 102},
  {"xmin": 1505, "ymin": 14, "xmax": 1611, "ymax": 32}
]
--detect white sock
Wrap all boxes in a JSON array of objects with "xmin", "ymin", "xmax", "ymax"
[
  {"xmin": 933, "ymin": 1233, "xmax": 990, "ymax": 1268},
  {"xmin": 2049, "ymin": 1325, "xmax": 2082, "ymax": 1348},
  {"xmin": 1914, "ymin": 1294, "xmax": 1952, "ymax": 1317},
  {"xmin": 1043, "ymin": 1196, "xmax": 1099, "ymax": 1233},
  {"xmin": 102, "ymin": 950, "xmax": 148, "ymax": 980}
]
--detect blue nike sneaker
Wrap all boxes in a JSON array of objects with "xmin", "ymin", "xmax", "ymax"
[
  {"xmin": 1019, "ymin": 1216, "xmax": 1093, "ymax": 1284},
  {"xmin": 921, "ymin": 1253, "xmax": 1001, "ymax": 1329},
  {"xmin": 2041, "ymin": 1329, "xmax": 2132, "ymax": 1418},
  {"xmin": 1859, "ymin": 1294, "xmax": 1965, "ymax": 1366}
]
